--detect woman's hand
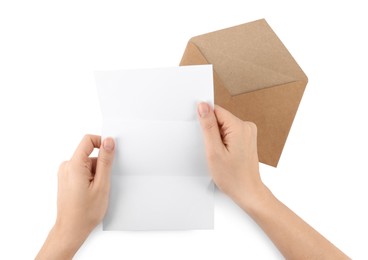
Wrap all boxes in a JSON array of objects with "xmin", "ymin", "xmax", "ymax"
[
  {"xmin": 36, "ymin": 135, "xmax": 115, "ymax": 260},
  {"xmin": 197, "ymin": 102, "xmax": 264, "ymax": 208},
  {"xmin": 197, "ymin": 103, "xmax": 349, "ymax": 259}
]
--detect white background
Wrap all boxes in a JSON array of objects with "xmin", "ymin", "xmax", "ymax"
[{"xmin": 0, "ymin": 0, "xmax": 367, "ymax": 259}]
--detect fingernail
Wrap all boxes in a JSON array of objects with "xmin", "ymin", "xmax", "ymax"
[
  {"xmin": 198, "ymin": 102, "xmax": 210, "ymax": 118},
  {"xmin": 103, "ymin": 137, "xmax": 115, "ymax": 152}
]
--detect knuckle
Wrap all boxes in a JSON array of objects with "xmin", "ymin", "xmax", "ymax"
[
  {"xmin": 58, "ymin": 161, "xmax": 68, "ymax": 171},
  {"xmin": 244, "ymin": 121, "xmax": 257, "ymax": 133},
  {"xmin": 58, "ymin": 161, "xmax": 69, "ymax": 177},
  {"xmin": 83, "ymin": 134, "xmax": 92, "ymax": 141},
  {"xmin": 248, "ymin": 122, "xmax": 257, "ymax": 132}
]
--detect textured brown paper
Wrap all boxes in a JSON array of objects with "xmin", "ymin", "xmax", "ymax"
[{"xmin": 180, "ymin": 19, "xmax": 308, "ymax": 167}]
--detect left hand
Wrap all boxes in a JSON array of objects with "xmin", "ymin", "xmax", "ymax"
[{"xmin": 36, "ymin": 134, "xmax": 115, "ymax": 260}]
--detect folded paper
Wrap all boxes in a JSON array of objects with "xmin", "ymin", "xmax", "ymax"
[
  {"xmin": 180, "ymin": 19, "xmax": 308, "ymax": 167},
  {"xmin": 95, "ymin": 65, "xmax": 214, "ymax": 230}
]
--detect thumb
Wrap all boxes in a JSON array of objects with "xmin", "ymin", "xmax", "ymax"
[
  {"xmin": 197, "ymin": 102, "xmax": 224, "ymax": 156},
  {"xmin": 95, "ymin": 137, "xmax": 115, "ymax": 188}
]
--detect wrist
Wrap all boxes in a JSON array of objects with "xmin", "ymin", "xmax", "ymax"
[
  {"xmin": 36, "ymin": 223, "xmax": 82, "ymax": 260},
  {"xmin": 37, "ymin": 222, "xmax": 89, "ymax": 260},
  {"xmin": 54, "ymin": 220, "xmax": 91, "ymax": 253},
  {"xmin": 233, "ymin": 180, "xmax": 273, "ymax": 214}
]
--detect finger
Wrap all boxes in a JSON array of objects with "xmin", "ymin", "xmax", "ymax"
[
  {"xmin": 72, "ymin": 134, "xmax": 101, "ymax": 163},
  {"xmin": 94, "ymin": 137, "xmax": 115, "ymax": 189},
  {"xmin": 214, "ymin": 105, "xmax": 243, "ymax": 126},
  {"xmin": 215, "ymin": 105, "xmax": 257, "ymax": 136},
  {"xmin": 197, "ymin": 102, "xmax": 224, "ymax": 155}
]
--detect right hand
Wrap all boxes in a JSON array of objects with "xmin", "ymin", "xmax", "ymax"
[
  {"xmin": 197, "ymin": 102, "xmax": 264, "ymax": 208},
  {"xmin": 197, "ymin": 103, "xmax": 350, "ymax": 260}
]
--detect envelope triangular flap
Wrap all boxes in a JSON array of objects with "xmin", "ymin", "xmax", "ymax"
[
  {"xmin": 189, "ymin": 19, "xmax": 307, "ymax": 95},
  {"xmin": 180, "ymin": 19, "xmax": 308, "ymax": 167}
]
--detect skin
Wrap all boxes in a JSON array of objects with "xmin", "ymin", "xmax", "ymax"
[
  {"xmin": 197, "ymin": 102, "xmax": 349, "ymax": 259},
  {"xmin": 36, "ymin": 135, "xmax": 115, "ymax": 260},
  {"xmin": 36, "ymin": 103, "xmax": 349, "ymax": 260}
]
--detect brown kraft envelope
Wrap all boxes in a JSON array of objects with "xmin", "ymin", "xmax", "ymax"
[{"xmin": 180, "ymin": 19, "xmax": 308, "ymax": 167}]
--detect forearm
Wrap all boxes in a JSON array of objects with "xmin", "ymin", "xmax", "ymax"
[
  {"xmin": 36, "ymin": 223, "xmax": 89, "ymax": 260},
  {"xmin": 238, "ymin": 184, "xmax": 349, "ymax": 260}
]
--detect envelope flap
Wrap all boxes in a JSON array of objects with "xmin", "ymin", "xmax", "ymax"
[{"xmin": 190, "ymin": 19, "xmax": 307, "ymax": 95}]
